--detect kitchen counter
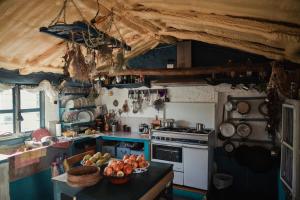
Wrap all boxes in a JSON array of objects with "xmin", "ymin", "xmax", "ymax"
[
  {"xmin": 99, "ymin": 131, "xmax": 150, "ymax": 141},
  {"xmin": 0, "ymin": 154, "xmax": 9, "ymax": 164},
  {"xmin": 57, "ymin": 131, "xmax": 149, "ymax": 142},
  {"xmin": 52, "ymin": 162, "xmax": 173, "ymax": 200}
]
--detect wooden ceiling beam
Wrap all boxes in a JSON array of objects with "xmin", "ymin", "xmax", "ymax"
[{"xmin": 99, "ymin": 63, "xmax": 270, "ymax": 76}]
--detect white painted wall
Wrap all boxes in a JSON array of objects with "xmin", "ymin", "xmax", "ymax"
[
  {"xmin": 44, "ymin": 95, "xmax": 59, "ymax": 131},
  {"xmin": 97, "ymin": 84, "xmax": 266, "ymax": 143}
]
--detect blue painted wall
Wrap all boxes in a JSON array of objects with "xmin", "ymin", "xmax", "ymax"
[
  {"xmin": 128, "ymin": 44, "xmax": 176, "ymax": 68},
  {"xmin": 10, "ymin": 169, "xmax": 53, "ymax": 200}
]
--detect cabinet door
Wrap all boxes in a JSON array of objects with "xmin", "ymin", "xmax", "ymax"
[{"xmin": 183, "ymin": 147, "xmax": 208, "ymax": 190}]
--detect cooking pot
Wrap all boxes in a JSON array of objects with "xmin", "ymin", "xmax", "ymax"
[
  {"xmin": 236, "ymin": 101, "xmax": 251, "ymax": 114},
  {"xmin": 162, "ymin": 119, "xmax": 175, "ymax": 128},
  {"xmin": 139, "ymin": 123, "xmax": 149, "ymax": 134},
  {"xmin": 236, "ymin": 122, "xmax": 252, "ymax": 138},
  {"xmin": 196, "ymin": 123, "xmax": 205, "ymax": 132},
  {"xmin": 219, "ymin": 122, "xmax": 236, "ymax": 138}
]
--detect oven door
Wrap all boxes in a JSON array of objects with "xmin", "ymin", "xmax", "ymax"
[{"xmin": 151, "ymin": 141, "xmax": 183, "ymax": 172}]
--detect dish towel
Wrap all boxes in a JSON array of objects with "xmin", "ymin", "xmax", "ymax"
[{"xmin": 0, "ymin": 162, "xmax": 10, "ymax": 200}]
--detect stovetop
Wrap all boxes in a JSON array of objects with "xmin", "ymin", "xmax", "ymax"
[{"xmin": 153, "ymin": 127, "xmax": 212, "ymax": 135}]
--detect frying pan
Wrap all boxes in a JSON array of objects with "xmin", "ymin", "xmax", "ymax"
[
  {"xmin": 219, "ymin": 122, "xmax": 236, "ymax": 138},
  {"xmin": 219, "ymin": 105, "xmax": 236, "ymax": 138},
  {"xmin": 236, "ymin": 122, "xmax": 252, "ymax": 138},
  {"xmin": 258, "ymin": 102, "xmax": 268, "ymax": 116},
  {"xmin": 236, "ymin": 101, "xmax": 251, "ymax": 114},
  {"xmin": 223, "ymin": 140, "xmax": 235, "ymax": 154}
]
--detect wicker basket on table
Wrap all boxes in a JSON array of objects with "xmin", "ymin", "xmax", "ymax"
[{"xmin": 67, "ymin": 166, "xmax": 101, "ymax": 187}]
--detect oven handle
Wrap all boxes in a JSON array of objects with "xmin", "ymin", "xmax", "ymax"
[
  {"xmin": 151, "ymin": 141, "xmax": 183, "ymax": 147},
  {"xmin": 151, "ymin": 140, "xmax": 208, "ymax": 149},
  {"xmin": 182, "ymin": 143, "xmax": 208, "ymax": 149}
]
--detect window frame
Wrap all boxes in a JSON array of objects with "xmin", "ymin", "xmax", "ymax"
[{"xmin": 0, "ymin": 85, "xmax": 45, "ymax": 134}]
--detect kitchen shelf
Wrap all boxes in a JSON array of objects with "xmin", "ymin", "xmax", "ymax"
[
  {"xmin": 60, "ymin": 93, "xmax": 90, "ymax": 96},
  {"xmin": 103, "ymin": 83, "xmax": 150, "ymax": 89},
  {"xmin": 62, "ymin": 121, "xmax": 96, "ymax": 127},
  {"xmin": 60, "ymin": 106, "xmax": 96, "ymax": 111},
  {"xmin": 229, "ymin": 117, "xmax": 268, "ymax": 122}
]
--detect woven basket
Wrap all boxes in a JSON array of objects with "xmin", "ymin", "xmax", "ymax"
[{"xmin": 67, "ymin": 166, "xmax": 101, "ymax": 187}]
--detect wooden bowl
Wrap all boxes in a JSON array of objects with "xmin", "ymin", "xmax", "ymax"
[{"xmin": 67, "ymin": 166, "xmax": 101, "ymax": 187}]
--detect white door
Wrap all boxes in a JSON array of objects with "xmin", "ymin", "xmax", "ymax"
[{"xmin": 183, "ymin": 147, "xmax": 208, "ymax": 190}]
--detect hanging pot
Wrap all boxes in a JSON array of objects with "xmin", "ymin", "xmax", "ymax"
[
  {"xmin": 219, "ymin": 104, "xmax": 235, "ymax": 138},
  {"xmin": 258, "ymin": 102, "xmax": 268, "ymax": 116},
  {"xmin": 236, "ymin": 101, "xmax": 251, "ymax": 114},
  {"xmin": 224, "ymin": 100, "xmax": 236, "ymax": 112},
  {"xmin": 219, "ymin": 122, "xmax": 236, "ymax": 138},
  {"xmin": 236, "ymin": 122, "xmax": 252, "ymax": 138},
  {"xmin": 223, "ymin": 140, "xmax": 235, "ymax": 154}
]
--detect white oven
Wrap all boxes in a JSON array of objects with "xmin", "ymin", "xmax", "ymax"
[
  {"xmin": 151, "ymin": 139, "xmax": 210, "ymax": 189},
  {"xmin": 151, "ymin": 141, "xmax": 184, "ymax": 185}
]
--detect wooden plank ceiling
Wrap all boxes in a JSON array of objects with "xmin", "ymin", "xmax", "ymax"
[{"xmin": 0, "ymin": 0, "xmax": 299, "ymax": 75}]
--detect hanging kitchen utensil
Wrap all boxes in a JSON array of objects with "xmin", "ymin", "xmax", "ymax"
[
  {"xmin": 223, "ymin": 140, "xmax": 235, "ymax": 154},
  {"xmin": 236, "ymin": 101, "xmax": 251, "ymax": 114},
  {"xmin": 224, "ymin": 100, "xmax": 236, "ymax": 112},
  {"xmin": 258, "ymin": 101, "xmax": 268, "ymax": 116},
  {"xmin": 236, "ymin": 122, "xmax": 252, "ymax": 138},
  {"xmin": 113, "ymin": 99, "xmax": 119, "ymax": 107},
  {"xmin": 220, "ymin": 122, "xmax": 236, "ymax": 138},
  {"xmin": 122, "ymin": 100, "xmax": 129, "ymax": 113},
  {"xmin": 219, "ymin": 105, "xmax": 236, "ymax": 138}
]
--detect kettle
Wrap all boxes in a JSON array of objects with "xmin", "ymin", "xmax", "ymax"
[{"xmin": 139, "ymin": 124, "xmax": 149, "ymax": 134}]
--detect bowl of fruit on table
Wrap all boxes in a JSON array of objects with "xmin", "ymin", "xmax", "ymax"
[
  {"xmin": 103, "ymin": 159, "xmax": 134, "ymax": 184},
  {"xmin": 81, "ymin": 152, "xmax": 111, "ymax": 167},
  {"xmin": 123, "ymin": 154, "xmax": 150, "ymax": 173}
]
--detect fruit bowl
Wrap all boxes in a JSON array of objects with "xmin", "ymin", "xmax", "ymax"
[
  {"xmin": 104, "ymin": 174, "xmax": 132, "ymax": 185},
  {"xmin": 133, "ymin": 161, "xmax": 150, "ymax": 174}
]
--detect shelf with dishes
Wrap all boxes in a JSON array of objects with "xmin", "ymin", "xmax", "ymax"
[
  {"xmin": 60, "ymin": 106, "xmax": 96, "ymax": 111},
  {"xmin": 59, "ymin": 91, "xmax": 97, "ymax": 131},
  {"xmin": 62, "ymin": 121, "xmax": 96, "ymax": 127}
]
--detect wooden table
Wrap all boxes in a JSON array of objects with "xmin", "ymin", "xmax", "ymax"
[{"xmin": 52, "ymin": 162, "xmax": 173, "ymax": 200}]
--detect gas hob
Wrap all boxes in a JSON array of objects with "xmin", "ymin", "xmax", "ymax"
[{"xmin": 151, "ymin": 127, "xmax": 214, "ymax": 145}]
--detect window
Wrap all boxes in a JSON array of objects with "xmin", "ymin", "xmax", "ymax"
[
  {"xmin": 0, "ymin": 89, "xmax": 14, "ymax": 134},
  {"xmin": 0, "ymin": 86, "xmax": 45, "ymax": 134}
]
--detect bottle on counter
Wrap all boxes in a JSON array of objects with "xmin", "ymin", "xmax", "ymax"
[{"xmin": 51, "ymin": 162, "xmax": 59, "ymax": 177}]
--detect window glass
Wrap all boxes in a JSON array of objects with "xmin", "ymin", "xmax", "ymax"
[
  {"xmin": 20, "ymin": 90, "xmax": 39, "ymax": 109},
  {"xmin": 0, "ymin": 89, "xmax": 13, "ymax": 110},
  {"xmin": 0, "ymin": 113, "xmax": 14, "ymax": 134},
  {"xmin": 21, "ymin": 112, "xmax": 40, "ymax": 132}
]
